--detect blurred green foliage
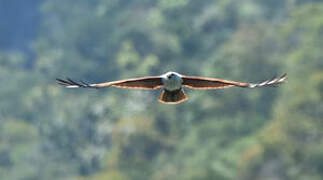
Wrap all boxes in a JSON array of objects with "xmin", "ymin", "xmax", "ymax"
[{"xmin": 0, "ymin": 0, "xmax": 323, "ymax": 180}]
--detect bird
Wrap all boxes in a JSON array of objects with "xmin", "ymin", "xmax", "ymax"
[{"xmin": 56, "ymin": 71, "xmax": 287, "ymax": 104}]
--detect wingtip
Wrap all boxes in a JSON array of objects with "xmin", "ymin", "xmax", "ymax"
[
  {"xmin": 56, "ymin": 77, "xmax": 81, "ymax": 88},
  {"xmin": 248, "ymin": 73, "xmax": 287, "ymax": 88},
  {"xmin": 56, "ymin": 78, "xmax": 69, "ymax": 86},
  {"xmin": 281, "ymin": 73, "xmax": 287, "ymax": 80},
  {"xmin": 56, "ymin": 77, "xmax": 97, "ymax": 89}
]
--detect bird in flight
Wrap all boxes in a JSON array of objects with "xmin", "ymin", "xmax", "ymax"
[{"xmin": 56, "ymin": 71, "xmax": 287, "ymax": 104}]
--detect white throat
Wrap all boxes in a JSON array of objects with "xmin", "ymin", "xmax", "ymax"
[{"xmin": 161, "ymin": 72, "xmax": 183, "ymax": 91}]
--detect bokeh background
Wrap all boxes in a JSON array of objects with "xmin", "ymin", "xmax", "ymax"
[{"xmin": 1, "ymin": 0, "xmax": 323, "ymax": 180}]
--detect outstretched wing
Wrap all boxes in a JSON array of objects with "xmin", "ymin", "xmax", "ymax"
[
  {"xmin": 182, "ymin": 73, "xmax": 287, "ymax": 89},
  {"xmin": 56, "ymin": 76, "xmax": 163, "ymax": 90}
]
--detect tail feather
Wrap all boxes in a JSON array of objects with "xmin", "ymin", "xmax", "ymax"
[{"xmin": 158, "ymin": 89, "xmax": 188, "ymax": 104}]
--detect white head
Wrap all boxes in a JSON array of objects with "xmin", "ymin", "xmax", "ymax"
[
  {"xmin": 161, "ymin": 71, "xmax": 183, "ymax": 91},
  {"xmin": 162, "ymin": 71, "xmax": 182, "ymax": 80}
]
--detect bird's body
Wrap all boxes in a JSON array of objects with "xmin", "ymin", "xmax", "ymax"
[{"xmin": 57, "ymin": 71, "xmax": 287, "ymax": 104}]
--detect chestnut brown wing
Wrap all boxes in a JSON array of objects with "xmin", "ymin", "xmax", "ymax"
[
  {"xmin": 56, "ymin": 76, "xmax": 163, "ymax": 90},
  {"xmin": 182, "ymin": 74, "xmax": 287, "ymax": 89}
]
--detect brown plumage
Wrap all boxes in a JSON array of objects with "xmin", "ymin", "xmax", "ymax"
[
  {"xmin": 56, "ymin": 72, "xmax": 287, "ymax": 104},
  {"xmin": 56, "ymin": 76, "xmax": 163, "ymax": 89},
  {"xmin": 158, "ymin": 89, "xmax": 188, "ymax": 104}
]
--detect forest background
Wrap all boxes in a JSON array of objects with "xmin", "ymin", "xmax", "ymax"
[{"xmin": 0, "ymin": 0, "xmax": 323, "ymax": 179}]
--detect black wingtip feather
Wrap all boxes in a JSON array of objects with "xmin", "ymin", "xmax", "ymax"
[
  {"xmin": 56, "ymin": 78, "xmax": 95, "ymax": 88},
  {"xmin": 56, "ymin": 78, "xmax": 71, "ymax": 86},
  {"xmin": 248, "ymin": 73, "xmax": 287, "ymax": 88}
]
